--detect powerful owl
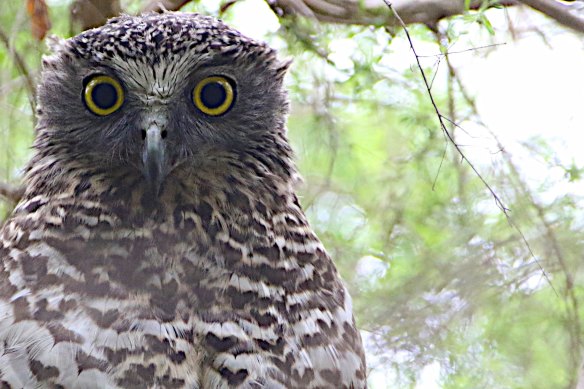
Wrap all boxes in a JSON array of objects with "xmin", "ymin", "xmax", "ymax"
[{"xmin": 0, "ymin": 12, "xmax": 366, "ymax": 388}]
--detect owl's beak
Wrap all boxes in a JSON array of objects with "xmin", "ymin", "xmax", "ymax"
[{"xmin": 142, "ymin": 124, "xmax": 166, "ymax": 196}]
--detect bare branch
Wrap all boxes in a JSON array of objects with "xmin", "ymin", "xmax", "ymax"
[
  {"xmin": 384, "ymin": 1, "xmax": 508, "ymax": 213},
  {"xmin": 267, "ymin": 0, "xmax": 518, "ymax": 28},
  {"xmin": 0, "ymin": 27, "xmax": 36, "ymax": 115},
  {"xmin": 269, "ymin": 0, "xmax": 584, "ymax": 35},
  {"xmin": 518, "ymin": 0, "xmax": 584, "ymax": 34}
]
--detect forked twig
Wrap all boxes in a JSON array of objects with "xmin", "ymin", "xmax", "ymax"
[
  {"xmin": 384, "ymin": 0, "xmax": 507, "ymax": 213},
  {"xmin": 383, "ymin": 0, "xmax": 556, "ymax": 293}
]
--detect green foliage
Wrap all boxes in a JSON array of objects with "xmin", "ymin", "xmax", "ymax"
[
  {"xmin": 0, "ymin": 2, "xmax": 582, "ymax": 388},
  {"xmin": 276, "ymin": 9, "xmax": 584, "ymax": 388},
  {"xmin": 461, "ymin": 0, "xmax": 502, "ymax": 35}
]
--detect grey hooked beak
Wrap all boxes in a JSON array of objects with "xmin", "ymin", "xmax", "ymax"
[{"xmin": 142, "ymin": 124, "xmax": 167, "ymax": 195}]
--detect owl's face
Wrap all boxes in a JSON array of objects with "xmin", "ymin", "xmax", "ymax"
[{"xmin": 36, "ymin": 13, "xmax": 290, "ymax": 195}]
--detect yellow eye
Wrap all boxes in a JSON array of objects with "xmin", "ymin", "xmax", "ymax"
[
  {"xmin": 83, "ymin": 75, "xmax": 124, "ymax": 116},
  {"xmin": 193, "ymin": 76, "xmax": 234, "ymax": 116}
]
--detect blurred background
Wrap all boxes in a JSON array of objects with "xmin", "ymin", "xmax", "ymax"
[{"xmin": 2, "ymin": 0, "xmax": 584, "ymax": 387}]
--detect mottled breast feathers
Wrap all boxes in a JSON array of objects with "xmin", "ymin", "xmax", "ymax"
[{"xmin": 0, "ymin": 12, "xmax": 366, "ymax": 389}]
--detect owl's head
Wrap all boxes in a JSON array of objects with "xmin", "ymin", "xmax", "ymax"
[{"xmin": 33, "ymin": 13, "xmax": 293, "ymax": 198}]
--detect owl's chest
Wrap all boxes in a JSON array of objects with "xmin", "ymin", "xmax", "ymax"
[
  {"xmin": 1, "ymin": 202, "xmax": 363, "ymax": 388},
  {"xmin": 2, "ymin": 241, "xmax": 280, "ymax": 388}
]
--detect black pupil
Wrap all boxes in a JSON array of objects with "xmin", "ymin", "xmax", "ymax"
[
  {"xmin": 92, "ymin": 83, "xmax": 118, "ymax": 109},
  {"xmin": 201, "ymin": 82, "xmax": 227, "ymax": 109}
]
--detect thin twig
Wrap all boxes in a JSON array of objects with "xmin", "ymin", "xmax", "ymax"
[
  {"xmin": 384, "ymin": 1, "xmax": 559, "ymax": 294},
  {"xmin": 432, "ymin": 141, "xmax": 447, "ymax": 191},
  {"xmin": 300, "ymin": 75, "xmax": 339, "ymax": 210},
  {"xmin": 384, "ymin": 1, "xmax": 508, "ymax": 213},
  {"xmin": 417, "ymin": 43, "xmax": 507, "ymax": 58},
  {"xmin": 0, "ymin": 26, "xmax": 36, "ymax": 114}
]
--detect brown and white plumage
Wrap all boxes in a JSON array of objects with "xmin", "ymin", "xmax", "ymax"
[{"xmin": 0, "ymin": 12, "xmax": 366, "ymax": 388}]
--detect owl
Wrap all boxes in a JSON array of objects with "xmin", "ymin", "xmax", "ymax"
[{"xmin": 0, "ymin": 12, "xmax": 366, "ymax": 388}]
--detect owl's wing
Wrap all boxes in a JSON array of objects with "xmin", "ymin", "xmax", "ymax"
[
  {"xmin": 286, "ymin": 283, "xmax": 367, "ymax": 389},
  {"xmin": 0, "ymin": 212, "xmax": 120, "ymax": 388},
  {"xmin": 252, "ymin": 228, "xmax": 367, "ymax": 389}
]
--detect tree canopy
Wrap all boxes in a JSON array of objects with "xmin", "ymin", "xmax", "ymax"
[{"xmin": 1, "ymin": 1, "xmax": 584, "ymax": 387}]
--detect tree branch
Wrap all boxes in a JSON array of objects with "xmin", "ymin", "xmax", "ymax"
[
  {"xmin": 0, "ymin": 27, "xmax": 36, "ymax": 115},
  {"xmin": 268, "ymin": 0, "xmax": 584, "ymax": 34},
  {"xmin": 62, "ymin": 0, "xmax": 584, "ymax": 35},
  {"xmin": 383, "ymin": 1, "xmax": 509, "ymax": 214},
  {"xmin": 383, "ymin": 1, "xmax": 559, "ymax": 295},
  {"xmin": 268, "ymin": 0, "xmax": 518, "ymax": 29},
  {"xmin": 517, "ymin": 0, "xmax": 584, "ymax": 33}
]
